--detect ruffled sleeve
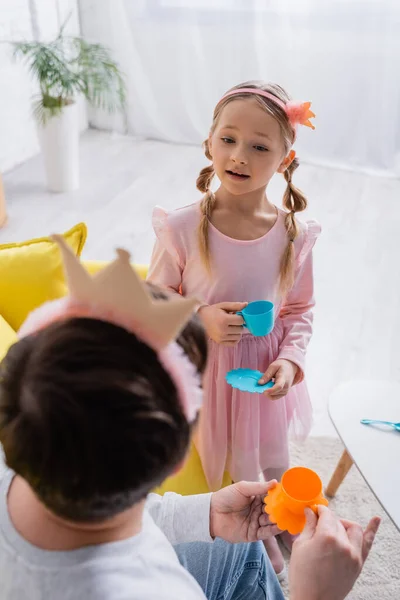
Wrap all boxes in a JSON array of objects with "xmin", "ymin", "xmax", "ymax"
[
  {"xmin": 147, "ymin": 206, "xmax": 184, "ymax": 293},
  {"xmin": 296, "ymin": 220, "xmax": 321, "ymax": 269},
  {"xmin": 277, "ymin": 220, "xmax": 321, "ymax": 384}
]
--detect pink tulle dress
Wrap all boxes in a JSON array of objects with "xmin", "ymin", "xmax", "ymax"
[{"xmin": 147, "ymin": 202, "xmax": 321, "ymax": 491}]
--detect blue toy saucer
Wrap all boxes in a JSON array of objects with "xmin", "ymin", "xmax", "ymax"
[{"xmin": 226, "ymin": 369, "xmax": 274, "ymax": 394}]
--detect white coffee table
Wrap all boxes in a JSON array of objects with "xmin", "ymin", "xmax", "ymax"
[{"xmin": 326, "ymin": 380, "xmax": 400, "ymax": 531}]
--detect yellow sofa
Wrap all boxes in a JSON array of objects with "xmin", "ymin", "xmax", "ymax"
[{"xmin": 0, "ymin": 249, "xmax": 230, "ymax": 495}]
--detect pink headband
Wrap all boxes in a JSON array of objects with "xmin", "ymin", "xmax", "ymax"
[
  {"xmin": 18, "ymin": 237, "xmax": 203, "ymax": 423},
  {"xmin": 219, "ymin": 88, "xmax": 316, "ymax": 131}
]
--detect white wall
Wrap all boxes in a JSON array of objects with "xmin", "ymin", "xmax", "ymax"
[
  {"xmin": 0, "ymin": 0, "xmax": 83, "ymax": 173},
  {"xmin": 78, "ymin": 0, "xmax": 400, "ymax": 177}
]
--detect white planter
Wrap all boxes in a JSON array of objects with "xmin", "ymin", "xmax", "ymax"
[{"xmin": 37, "ymin": 102, "xmax": 79, "ymax": 193}]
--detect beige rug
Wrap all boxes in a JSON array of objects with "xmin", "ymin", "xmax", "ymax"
[{"xmin": 280, "ymin": 437, "xmax": 400, "ymax": 599}]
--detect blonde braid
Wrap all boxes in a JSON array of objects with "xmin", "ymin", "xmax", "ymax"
[
  {"xmin": 197, "ymin": 139, "xmax": 216, "ymax": 273},
  {"xmin": 279, "ymin": 157, "xmax": 307, "ymax": 296}
]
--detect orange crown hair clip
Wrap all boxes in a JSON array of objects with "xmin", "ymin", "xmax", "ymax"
[{"xmin": 285, "ymin": 101, "xmax": 316, "ymax": 130}]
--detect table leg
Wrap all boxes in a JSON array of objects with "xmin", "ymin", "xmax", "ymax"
[{"xmin": 325, "ymin": 449, "xmax": 354, "ymax": 497}]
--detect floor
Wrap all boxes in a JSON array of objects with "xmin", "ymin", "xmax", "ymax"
[
  {"xmin": 286, "ymin": 437, "xmax": 400, "ymax": 599},
  {"xmin": 2, "ymin": 129, "xmax": 400, "ymax": 436}
]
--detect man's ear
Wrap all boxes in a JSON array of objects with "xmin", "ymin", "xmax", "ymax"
[
  {"xmin": 171, "ymin": 459, "xmax": 185, "ymax": 476},
  {"xmin": 277, "ymin": 149, "xmax": 296, "ymax": 173}
]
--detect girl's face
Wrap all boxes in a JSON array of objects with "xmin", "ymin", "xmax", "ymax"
[{"xmin": 209, "ymin": 98, "xmax": 293, "ymax": 196}]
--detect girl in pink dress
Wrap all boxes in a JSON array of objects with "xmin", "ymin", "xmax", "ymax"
[{"xmin": 147, "ymin": 81, "xmax": 320, "ymax": 574}]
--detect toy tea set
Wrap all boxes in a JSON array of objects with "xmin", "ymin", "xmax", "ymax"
[
  {"xmin": 225, "ymin": 304, "xmax": 329, "ymax": 533},
  {"xmin": 263, "ymin": 466, "xmax": 328, "ymax": 534},
  {"xmin": 225, "ymin": 299, "xmax": 275, "ymax": 393}
]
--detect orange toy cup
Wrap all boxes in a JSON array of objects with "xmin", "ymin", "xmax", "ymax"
[
  {"xmin": 264, "ymin": 466, "xmax": 329, "ymax": 535},
  {"xmin": 281, "ymin": 467, "xmax": 327, "ymax": 515}
]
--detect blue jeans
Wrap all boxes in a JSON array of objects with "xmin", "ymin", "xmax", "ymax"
[{"xmin": 175, "ymin": 538, "xmax": 285, "ymax": 600}]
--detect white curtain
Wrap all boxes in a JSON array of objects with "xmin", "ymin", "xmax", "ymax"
[{"xmin": 79, "ymin": 0, "xmax": 400, "ymax": 176}]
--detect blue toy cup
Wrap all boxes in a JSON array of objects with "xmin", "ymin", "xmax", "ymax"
[{"xmin": 237, "ymin": 300, "xmax": 274, "ymax": 337}]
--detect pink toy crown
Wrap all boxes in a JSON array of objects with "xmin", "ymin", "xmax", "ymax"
[{"xmin": 18, "ymin": 235, "xmax": 203, "ymax": 423}]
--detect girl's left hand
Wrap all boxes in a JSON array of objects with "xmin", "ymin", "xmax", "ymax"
[{"xmin": 258, "ymin": 359, "xmax": 299, "ymax": 400}]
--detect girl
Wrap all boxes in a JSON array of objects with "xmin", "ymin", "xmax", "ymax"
[{"xmin": 147, "ymin": 81, "xmax": 320, "ymax": 574}]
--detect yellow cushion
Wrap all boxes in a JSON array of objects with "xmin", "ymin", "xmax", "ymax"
[
  {"xmin": 0, "ymin": 223, "xmax": 87, "ymax": 331},
  {"xmin": 0, "ymin": 314, "xmax": 18, "ymax": 362},
  {"xmin": 154, "ymin": 442, "xmax": 232, "ymax": 496}
]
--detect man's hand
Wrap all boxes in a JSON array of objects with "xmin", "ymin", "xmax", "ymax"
[
  {"xmin": 289, "ymin": 506, "xmax": 380, "ymax": 600},
  {"xmin": 198, "ymin": 302, "xmax": 247, "ymax": 346},
  {"xmin": 209, "ymin": 481, "xmax": 281, "ymax": 543},
  {"xmin": 259, "ymin": 358, "xmax": 299, "ymax": 399}
]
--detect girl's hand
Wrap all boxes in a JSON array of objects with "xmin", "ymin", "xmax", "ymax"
[
  {"xmin": 198, "ymin": 302, "xmax": 247, "ymax": 346},
  {"xmin": 258, "ymin": 359, "xmax": 299, "ymax": 399}
]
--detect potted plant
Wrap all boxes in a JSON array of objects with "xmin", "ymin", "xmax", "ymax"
[{"xmin": 13, "ymin": 21, "xmax": 126, "ymax": 192}]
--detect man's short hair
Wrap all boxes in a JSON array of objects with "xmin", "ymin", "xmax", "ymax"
[{"xmin": 0, "ymin": 306, "xmax": 207, "ymax": 522}]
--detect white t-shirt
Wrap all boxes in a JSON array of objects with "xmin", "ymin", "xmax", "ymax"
[{"xmin": 0, "ymin": 470, "xmax": 213, "ymax": 599}]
